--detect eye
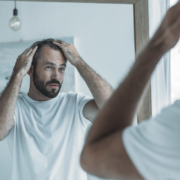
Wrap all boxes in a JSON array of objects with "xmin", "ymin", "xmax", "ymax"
[
  {"xmin": 46, "ymin": 66, "xmax": 52, "ymax": 69},
  {"xmin": 59, "ymin": 68, "xmax": 65, "ymax": 71}
]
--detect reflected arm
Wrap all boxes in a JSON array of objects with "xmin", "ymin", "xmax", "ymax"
[
  {"xmin": 52, "ymin": 41, "xmax": 113, "ymax": 122},
  {"xmin": 0, "ymin": 45, "xmax": 37, "ymax": 140},
  {"xmin": 75, "ymin": 59, "xmax": 113, "ymax": 122},
  {"xmin": 0, "ymin": 73, "xmax": 23, "ymax": 140}
]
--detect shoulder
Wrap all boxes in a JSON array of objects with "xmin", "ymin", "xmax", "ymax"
[
  {"xmin": 123, "ymin": 101, "xmax": 180, "ymax": 148},
  {"xmin": 124, "ymin": 102, "xmax": 180, "ymax": 142},
  {"xmin": 122, "ymin": 102, "xmax": 180, "ymax": 179},
  {"xmin": 16, "ymin": 93, "xmax": 26, "ymax": 104},
  {"xmin": 63, "ymin": 91, "xmax": 93, "ymax": 102},
  {"xmin": 151, "ymin": 101, "xmax": 180, "ymax": 131}
]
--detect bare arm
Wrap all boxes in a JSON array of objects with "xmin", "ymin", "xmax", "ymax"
[
  {"xmin": 53, "ymin": 41, "xmax": 113, "ymax": 122},
  {"xmin": 0, "ymin": 74, "xmax": 23, "ymax": 140},
  {"xmin": 75, "ymin": 59, "xmax": 113, "ymax": 109},
  {"xmin": 75, "ymin": 59, "xmax": 113, "ymax": 122},
  {"xmin": 0, "ymin": 45, "xmax": 38, "ymax": 140},
  {"xmin": 80, "ymin": 1, "xmax": 180, "ymax": 179}
]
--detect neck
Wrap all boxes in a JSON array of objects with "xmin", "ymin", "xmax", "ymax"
[{"xmin": 28, "ymin": 80, "xmax": 51, "ymax": 101}]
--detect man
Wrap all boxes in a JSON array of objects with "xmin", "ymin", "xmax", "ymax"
[
  {"xmin": 80, "ymin": 1, "xmax": 180, "ymax": 180},
  {"xmin": 0, "ymin": 39, "xmax": 113, "ymax": 180}
]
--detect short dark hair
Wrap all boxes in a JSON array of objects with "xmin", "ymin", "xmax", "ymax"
[{"xmin": 31, "ymin": 38, "xmax": 67, "ymax": 69}]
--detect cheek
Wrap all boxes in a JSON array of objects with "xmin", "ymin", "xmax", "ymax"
[
  {"xmin": 39, "ymin": 71, "xmax": 52, "ymax": 81},
  {"xmin": 41, "ymin": 69, "xmax": 65, "ymax": 81},
  {"xmin": 60, "ymin": 72, "xmax": 65, "ymax": 80}
]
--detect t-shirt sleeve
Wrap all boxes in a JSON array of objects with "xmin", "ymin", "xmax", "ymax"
[
  {"xmin": 77, "ymin": 93, "xmax": 94, "ymax": 128},
  {"xmin": 3, "ymin": 96, "xmax": 19, "ymax": 142},
  {"xmin": 122, "ymin": 102, "xmax": 180, "ymax": 180},
  {"xmin": 13, "ymin": 105, "xmax": 18, "ymax": 123},
  {"xmin": 13, "ymin": 97, "xmax": 19, "ymax": 123}
]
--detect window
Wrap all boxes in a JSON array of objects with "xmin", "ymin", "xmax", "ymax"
[{"xmin": 170, "ymin": 0, "xmax": 180, "ymax": 104}]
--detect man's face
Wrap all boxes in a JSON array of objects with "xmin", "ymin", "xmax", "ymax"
[{"xmin": 33, "ymin": 46, "xmax": 66, "ymax": 98}]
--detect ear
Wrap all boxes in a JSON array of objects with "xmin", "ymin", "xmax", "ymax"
[{"xmin": 27, "ymin": 65, "xmax": 34, "ymax": 77}]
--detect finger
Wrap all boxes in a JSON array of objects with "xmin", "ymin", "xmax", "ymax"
[
  {"xmin": 31, "ymin": 42, "xmax": 39, "ymax": 49},
  {"xmin": 26, "ymin": 49, "xmax": 33, "ymax": 56},
  {"xmin": 22, "ymin": 47, "xmax": 31, "ymax": 55},
  {"xmin": 53, "ymin": 41, "xmax": 60, "ymax": 45},
  {"xmin": 29, "ymin": 46, "xmax": 38, "ymax": 57},
  {"xmin": 60, "ymin": 41, "xmax": 69, "ymax": 46},
  {"xmin": 53, "ymin": 42, "xmax": 65, "ymax": 50},
  {"xmin": 53, "ymin": 41, "xmax": 62, "ymax": 47},
  {"xmin": 54, "ymin": 40, "xmax": 69, "ymax": 46},
  {"xmin": 56, "ymin": 40, "xmax": 63, "ymax": 43}
]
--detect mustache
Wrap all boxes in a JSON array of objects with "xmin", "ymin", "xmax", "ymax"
[{"xmin": 46, "ymin": 80, "xmax": 61, "ymax": 86}]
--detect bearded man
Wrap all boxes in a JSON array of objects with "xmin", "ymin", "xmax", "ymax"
[{"xmin": 0, "ymin": 39, "xmax": 113, "ymax": 180}]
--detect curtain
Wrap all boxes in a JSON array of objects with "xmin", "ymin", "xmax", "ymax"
[{"xmin": 149, "ymin": 0, "xmax": 171, "ymax": 117}]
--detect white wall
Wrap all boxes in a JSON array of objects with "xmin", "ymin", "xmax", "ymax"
[
  {"xmin": 0, "ymin": 1, "xmax": 22, "ymax": 42},
  {"xmin": 1, "ymin": 1, "xmax": 135, "ymax": 94},
  {"xmin": 0, "ymin": 1, "xmax": 135, "ymax": 180}
]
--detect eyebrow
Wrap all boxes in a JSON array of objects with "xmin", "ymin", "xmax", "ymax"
[{"xmin": 44, "ymin": 62, "xmax": 66, "ymax": 67}]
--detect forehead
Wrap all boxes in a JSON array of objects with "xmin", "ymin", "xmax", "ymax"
[{"xmin": 38, "ymin": 46, "xmax": 66, "ymax": 65}]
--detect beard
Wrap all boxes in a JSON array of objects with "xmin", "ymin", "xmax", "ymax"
[{"xmin": 33, "ymin": 69, "xmax": 62, "ymax": 98}]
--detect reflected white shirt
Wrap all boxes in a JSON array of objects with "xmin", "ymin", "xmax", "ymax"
[{"xmin": 5, "ymin": 91, "xmax": 93, "ymax": 180}]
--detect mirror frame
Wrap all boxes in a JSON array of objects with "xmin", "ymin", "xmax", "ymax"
[{"xmin": 5, "ymin": 0, "xmax": 151, "ymax": 123}]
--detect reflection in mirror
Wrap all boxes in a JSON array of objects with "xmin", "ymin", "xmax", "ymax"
[
  {"xmin": 0, "ymin": 1, "xmax": 135, "ymax": 180},
  {"xmin": 0, "ymin": 38, "xmax": 75, "ymax": 95}
]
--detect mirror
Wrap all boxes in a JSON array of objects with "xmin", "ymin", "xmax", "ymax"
[{"xmin": 0, "ymin": 1, "xmax": 148, "ymax": 180}]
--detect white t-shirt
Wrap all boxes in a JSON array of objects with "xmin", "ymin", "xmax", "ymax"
[
  {"xmin": 5, "ymin": 91, "xmax": 93, "ymax": 180},
  {"xmin": 122, "ymin": 100, "xmax": 180, "ymax": 180}
]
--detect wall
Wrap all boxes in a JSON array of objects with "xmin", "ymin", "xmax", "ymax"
[
  {"xmin": 0, "ymin": 1, "xmax": 135, "ymax": 180},
  {"xmin": 0, "ymin": 1, "xmax": 22, "ymax": 42}
]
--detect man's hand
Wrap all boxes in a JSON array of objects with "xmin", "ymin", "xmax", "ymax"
[
  {"xmin": 150, "ymin": 0, "xmax": 180, "ymax": 54},
  {"xmin": 13, "ymin": 45, "xmax": 38, "ymax": 78},
  {"xmin": 53, "ymin": 40, "xmax": 81, "ymax": 66}
]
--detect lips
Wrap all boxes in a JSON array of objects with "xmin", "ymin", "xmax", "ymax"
[{"xmin": 48, "ymin": 84, "xmax": 59, "ymax": 88}]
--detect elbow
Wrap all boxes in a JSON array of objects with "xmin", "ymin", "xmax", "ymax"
[
  {"xmin": 0, "ymin": 134, "xmax": 5, "ymax": 141},
  {"xmin": 80, "ymin": 146, "xmax": 90, "ymax": 172},
  {"xmin": 80, "ymin": 145, "xmax": 94, "ymax": 174},
  {"xmin": 0, "ymin": 131, "xmax": 6, "ymax": 141},
  {"xmin": 80, "ymin": 145, "xmax": 107, "ymax": 179},
  {"xmin": 0, "ymin": 137, "xmax": 4, "ymax": 141},
  {"xmin": 0, "ymin": 126, "xmax": 8, "ymax": 141},
  {"xmin": 80, "ymin": 144, "xmax": 103, "ymax": 177}
]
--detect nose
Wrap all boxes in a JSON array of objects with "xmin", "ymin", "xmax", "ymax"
[{"xmin": 52, "ymin": 68, "xmax": 60, "ymax": 80}]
